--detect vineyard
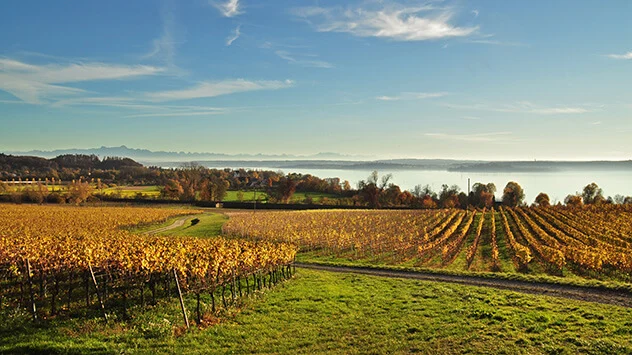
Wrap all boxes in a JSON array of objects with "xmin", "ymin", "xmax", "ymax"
[
  {"xmin": 222, "ymin": 206, "xmax": 632, "ymax": 281},
  {"xmin": 0, "ymin": 205, "xmax": 297, "ymax": 325}
]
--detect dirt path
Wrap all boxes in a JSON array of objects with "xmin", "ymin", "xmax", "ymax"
[
  {"xmin": 295, "ymin": 263, "xmax": 632, "ymax": 308},
  {"xmin": 145, "ymin": 217, "xmax": 189, "ymax": 235}
]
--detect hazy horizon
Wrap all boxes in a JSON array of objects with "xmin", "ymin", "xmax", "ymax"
[{"xmin": 2, "ymin": 1, "xmax": 631, "ymax": 160}]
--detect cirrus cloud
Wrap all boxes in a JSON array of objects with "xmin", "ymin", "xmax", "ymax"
[
  {"xmin": 292, "ymin": 3, "xmax": 478, "ymax": 41},
  {"xmin": 607, "ymin": 51, "xmax": 632, "ymax": 60}
]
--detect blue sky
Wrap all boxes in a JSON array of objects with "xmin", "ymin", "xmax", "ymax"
[{"xmin": 1, "ymin": 0, "xmax": 631, "ymax": 160}]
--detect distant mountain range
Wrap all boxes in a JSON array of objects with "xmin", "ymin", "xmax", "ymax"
[
  {"xmin": 3, "ymin": 146, "xmax": 631, "ymax": 173},
  {"xmin": 5, "ymin": 146, "xmax": 371, "ymax": 163}
]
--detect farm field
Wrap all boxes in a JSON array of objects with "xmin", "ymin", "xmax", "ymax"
[
  {"xmin": 2, "ymin": 204, "xmax": 632, "ymax": 354},
  {"xmin": 222, "ymin": 206, "xmax": 632, "ymax": 284},
  {"xmin": 0, "ymin": 205, "xmax": 296, "ymax": 335},
  {"xmin": 99, "ymin": 185, "xmax": 162, "ymax": 198}
]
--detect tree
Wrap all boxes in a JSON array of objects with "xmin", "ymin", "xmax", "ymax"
[
  {"xmin": 412, "ymin": 184, "xmax": 435, "ymax": 199},
  {"xmin": 357, "ymin": 171, "xmax": 392, "ymax": 208},
  {"xmin": 502, "ymin": 181, "xmax": 525, "ymax": 207},
  {"xmin": 200, "ymin": 176, "xmax": 229, "ymax": 201},
  {"xmin": 420, "ymin": 195, "xmax": 438, "ymax": 209},
  {"xmin": 582, "ymin": 182, "xmax": 604, "ymax": 205},
  {"xmin": 564, "ymin": 194, "xmax": 583, "ymax": 207},
  {"xmin": 179, "ymin": 163, "xmax": 205, "ymax": 200},
  {"xmin": 162, "ymin": 179, "xmax": 184, "ymax": 199},
  {"xmin": 382, "ymin": 184, "xmax": 402, "ymax": 206},
  {"xmin": 269, "ymin": 176, "xmax": 297, "ymax": 203},
  {"xmin": 534, "ymin": 192, "xmax": 551, "ymax": 207},
  {"xmin": 439, "ymin": 184, "xmax": 461, "ymax": 208},
  {"xmin": 67, "ymin": 179, "xmax": 93, "ymax": 204},
  {"xmin": 470, "ymin": 182, "xmax": 496, "ymax": 208}
]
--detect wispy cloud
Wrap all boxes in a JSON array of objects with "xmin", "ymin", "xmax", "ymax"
[
  {"xmin": 144, "ymin": 79, "xmax": 294, "ymax": 101},
  {"xmin": 425, "ymin": 131, "xmax": 514, "ymax": 143},
  {"xmin": 274, "ymin": 50, "xmax": 333, "ymax": 69},
  {"xmin": 442, "ymin": 101, "xmax": 591, "ymax": 115},
  {"xmin": 376, "ymin": 92, "xmax": 448, "ymax": 101},
  {"xmin": 213, "ymin": 0, "xmax": 242, "ymax": 18},
  {"xmin": 142, "ymin": 1, "xmax": 180, "ymax": 68},
  {"xmin": 471, "ymin": 9, "xmax": 479, "ymax": 17},
  {"xmin": 226, "ymin": 25, "xmax": 241, "ymax": 46},
  {"xmin": 53, "ymin": 96, "xmax": 228, "ymax": 118},
  {"xmin": 292, "ymin": 3, "xmax": 478, "ymax": 41},
  {"xmin": 0, "ymin": 58, "xmax": 164, "ymax": 104},
  {"xmin": 607, "ymin": 51, "xmax": 632, "ymax": 60}
]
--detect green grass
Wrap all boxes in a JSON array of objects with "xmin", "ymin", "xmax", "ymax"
[
  {"xmin": 223, "ymin": 190, "xmax": 269, "ymax": 202},
  {"xmin": 157, "ymin": 213, "xmax": 228, "ymax": 238},
  {"xmin": 99, "ymin": 186, "xmax": 161, "ymax": 198},
  {"xmin": 222, "ymin": 190, "xmax": 342, "ymax": 203},
  {"xmin": 2, "ymin": 269, "xmax": 632, "ymax": 354},
  {"xmin": 127, "ymin": 212, "xmax": 227, "ymax": 238},
  {"xmin": 288, "ymin": 191, "xmax": 342, "ymax": 203}
]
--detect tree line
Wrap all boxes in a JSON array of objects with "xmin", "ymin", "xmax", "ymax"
[{"xmin": 1, "ymin": 154, "xmax": 631, "ymax": 208}]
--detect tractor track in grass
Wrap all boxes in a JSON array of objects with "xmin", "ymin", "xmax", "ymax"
[
  {"xmin": 144, "ymin": 216, "xmax": 189, "ymax": 235},
  {"xmin": 295, "ymin": 263, "xmax": 632, "ymax": 308}
]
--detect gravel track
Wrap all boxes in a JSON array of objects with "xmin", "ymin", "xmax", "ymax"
[
  {"xmin": 295, "ymin": 263, "xmax": 632, "ymax": 308},
  {"xmin": 144, "ymin": 217, "xmax": 189, "ymax": 235}
]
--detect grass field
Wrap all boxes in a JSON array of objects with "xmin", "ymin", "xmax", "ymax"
[
  {"xmin": 2, "ymin": 269, "xmax": 631, "ymax": 354},
  {"xmin": 222, "ymin": 190, "xmax": 342, "ymax": 203},
  {"xmin": 156, "ymin": 213, "xmax": 228, "ymax": 237},
  {"xmin": 99, "ymin": 186, "xmax": 162, "ymax": 198}
]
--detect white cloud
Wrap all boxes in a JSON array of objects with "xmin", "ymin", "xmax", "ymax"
[
  {"xmin": 530, "ymin": 107, "xmax": 588, "ymax": 114},
  {"xmin": 142, "ymin": 1, "xmax": 181, "ymax": 68},
  {"xmin": 425, "ymin": 131, "xmax": 514, "ymax": 143},
  {"xmin": 292, "ymin": 3, "xmax": 478, "ymax": 41},
  {"xmin": 213, "ymin": 0, "xmax": 242, "ymax": 18},
  {"xmin": 144, "ymin": 79, "xmax": 294, "ymax": 101},
  {"xmin": 0, "ymin": 58, "xmax": 164, "ymax": 104},
  {"xmin": 442, "ymin": 101, "xmax": 591, "ymax": 115},
  {"xmin": 226, "ymin": 25, "xmax": 241, "ymax": 46},
  {"xmin": 607, "ymin": 52, "xmax": 632, "ymax": 60},
  {"xmin": 471, "ymin": 10, "xmax": 479, "ymax": 17},
  {"xmin": 274, "ymin": 50, "xmax": 333, "ymax": 69},
  {"xmin": 376, "ymin": 96, "xmax": 400, "ymax": 101},
  {"xmin": 376, "ymin": 91, "xmax": 448, "ymax": 101}
]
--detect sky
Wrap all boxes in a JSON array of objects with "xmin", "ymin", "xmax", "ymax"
[{"xmin": 1, "ymin": 0, "xmax": 631, "ymax": 160}]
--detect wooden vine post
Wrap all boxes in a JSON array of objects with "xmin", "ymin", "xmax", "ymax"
[
  {"xmin": 173, "ymin": 268, "xmax": 189, "ymax": 329},
  {"xmin": 25, "ymin": 259, "xmax": 37, "ymax": 322},
  {"xmin": 88, "ymin": 263, "xmax": 108, "ymax": 322}
]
